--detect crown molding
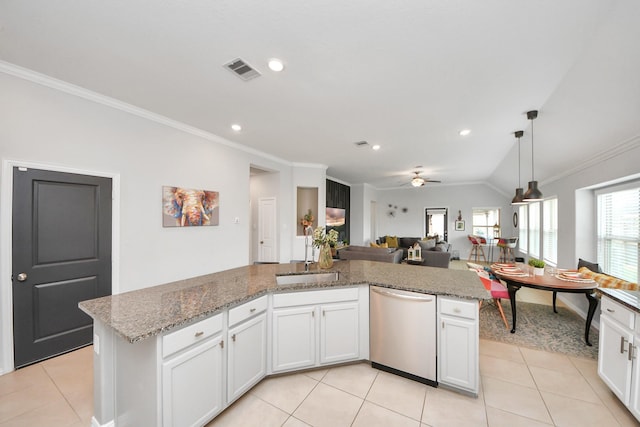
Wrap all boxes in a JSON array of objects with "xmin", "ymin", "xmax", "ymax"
[
  {"xmin": 0, "ymin": 60, "xmax": 292, "ymax": 167},
  {"xmin": 542, "ymin": 133, "xmax": 640, "ymax": 186}
]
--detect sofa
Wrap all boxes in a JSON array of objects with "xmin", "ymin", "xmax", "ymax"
[
  {"xmin": 418, "ymin": 250, "xmax": 451, "ymax": 269},
  {"xmin": 337, "ymin": 245, "xmax": 403, "ymax": 263},
  {"xmin": 377, "ymin": 236, "xmax": 451, "ymax": 260}
]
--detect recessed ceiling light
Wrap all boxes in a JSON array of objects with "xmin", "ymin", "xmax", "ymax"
[
  {"xmin": 231, "ymin": 124, "xmax": 242, "ymax": 132},
  {"xmin": 372, "ymin": 145, "xmax": 381, "ymax": 151},
  {"xmin": 268, "ymin": 59, "xmax": 284, "ymax": 72},
  {"xmin": 459, "ymin": 129, "xmax": 471, "ymax": 136}
]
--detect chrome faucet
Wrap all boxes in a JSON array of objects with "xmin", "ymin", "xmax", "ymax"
[{"xmin": 304, "ymin": 225, "xmax": 314, "ymax": 271}]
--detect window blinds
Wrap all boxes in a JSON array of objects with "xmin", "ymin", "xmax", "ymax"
[{"xmin": 597, "ymin": 187, "xmax": 639, "ymax": 282}]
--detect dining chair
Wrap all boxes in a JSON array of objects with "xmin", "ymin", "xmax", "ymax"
[
  {"xmin": 468, "ymin": 266, "xmax": 510, "ymax": 329},
  {"xmin": 467, "ymin": 235, "xmax": 487, "ymax": 262}
]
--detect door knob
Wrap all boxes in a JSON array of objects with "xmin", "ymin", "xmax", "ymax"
[
  {"xmin": 260, "ymin": 241, "xmax": 264, "ymax": 244},
  {"xmin": 17, "ymin": 273, "xmax": 27, "ymax": 282}
]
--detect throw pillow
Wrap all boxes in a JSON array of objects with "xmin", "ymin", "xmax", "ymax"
[
  {"xmin": 578, "ymin": 267, "xmax": 639, "ymax": 291},
  {"xmin": 418, "ymin": 239, "xmax": 436, "ymax": 252},
  {"xmin": 386, "ymin": 236, "xmax": 399, "ymax": 248},
  {"xmin": 578, "ymin": 258, "xmax": 603, "ymax": 273},
  {"xmin": 370, "ymin": 242, "xmax": 380, "ymax": 248}
]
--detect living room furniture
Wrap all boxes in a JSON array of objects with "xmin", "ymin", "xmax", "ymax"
[
  {"xmin": 467, "ymin": 235, "xmax": 487, "ymax": 262},
  {"xmin": 377, "ymin": 236, "xmax": 450, "ymax": 260},
  {"xmin": 496, "ymin": 237, "xmax": 518, "ymax": 263},
  {"xmin": 337, "ymin": 245, "xmax": 403, "ymax": 263},
  {"xmin": 493, "ymin": 267, "xmax": 599, "ymax": 346}
]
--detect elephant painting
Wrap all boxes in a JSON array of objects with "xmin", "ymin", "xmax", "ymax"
[{"xmin": 162, "ymin": 186, "xmax": 219, "ymax": 227}]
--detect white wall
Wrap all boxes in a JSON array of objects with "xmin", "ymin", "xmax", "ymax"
[
  {"xmin": 537, "ymin": 139, "xmax": 640, "ymax": 319},
  {"xmin": 0, "ymin": 68, "xmax": 325, "ymax": 371},
  {"xmin": 375, "ymin": 183, "xmax": 512, "ymax": 259},
  {"xmin": 349, "ymin": 183, "xmax": 377, "ymax": 246}
]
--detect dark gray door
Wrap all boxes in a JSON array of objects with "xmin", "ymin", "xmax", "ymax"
[{"xmin": 12, "ymin": 167, "xmax": 112, "ymax": 367}]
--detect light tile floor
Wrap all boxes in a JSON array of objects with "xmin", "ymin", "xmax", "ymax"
[
  {"xmin": 2, "ymin": 284, "xmax": 639, "ymax": 427},
  {"xmin": 1, "ymin": 340, "xmax": 638, "ymax": 426},
  {"xmin": 0, "ymin": 346, "xmax": 92, "ymax": 427},
  {"xmin": 209, "ymin": 340, "xmax": 640, "ymax": 427}
]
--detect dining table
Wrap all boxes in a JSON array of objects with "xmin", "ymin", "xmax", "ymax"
[{"xmin": 492, "ymin": 265, "xmax": 599, "ymax": 346}]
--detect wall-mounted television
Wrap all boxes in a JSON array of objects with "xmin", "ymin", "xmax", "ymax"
[{"xmin": 326, "ymin": 207, "xmax": 347, "ymax": 242}]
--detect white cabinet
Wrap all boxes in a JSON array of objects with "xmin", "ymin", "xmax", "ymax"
[
  {"xmin": 598, "ymin": 296, "xmax": 639, "ymax": 422},
  {"xmin": 227, "ymin": 297, "xmax": 268, "ymax": 403},
  {"xmin": 320, "ymin": 302, "xmax": 359, "ymax": 364},
  {"xmin": 272, "ymin": 288, "xmax": 360, "ymax": 373},
  {"xmin": 162, "ymin": 315, "xmax": 224, "ymax": 427},
  {"xmin": 437, "ymin": 296, "xmax": 479, "ymax": 395},
  {"xmin": 272, "ymin": 305, "xmax": 317, "ymax": 371}
]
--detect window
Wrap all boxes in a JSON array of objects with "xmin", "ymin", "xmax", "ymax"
[
  {"xmin": 597, "ymin": 185, "xmax": 639, "ymax": 283},
  {"xmin": 519, "ymin": 205, "xmax": 528, "ymax": 254},
  {"xmin": 472, "ymin": 208, "xmax": 500, "ymax": 240},
  {"xmin": 528, "ymin": 202, "xmax": 540, "ymax": 258},
  {"xmin": 543, "ymin": 198, "xmax": 558, "ymax": 265}
]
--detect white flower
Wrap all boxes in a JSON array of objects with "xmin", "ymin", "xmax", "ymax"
[{"xmin": 312, "ymin": 226, "xmax": 338, "ymax": 248}]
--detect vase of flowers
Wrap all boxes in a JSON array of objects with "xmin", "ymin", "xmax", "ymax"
[
  {"xmin": 301, "ymin": 209, "xmax": 314, "ymax": 228},
  {"xmin": 313, "ymin": 226, "xmax": 339, "ymax": 269}
]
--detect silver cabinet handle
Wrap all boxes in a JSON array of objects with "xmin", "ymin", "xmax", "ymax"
[
  {"xmin": 629, "ymin": 342, "xmax": 634, "ymax": 361},
  {"xmin": 607, "ymin": 308, "xmax": 615, "ymax": 313},
  {"xmin": 195, "ymin": 331, "xmax": 204, "ymax": 338},
  {"xmin": 621, "ymin": 336, "xmax": 627, "ymax": 354},
  {"xmin": 232, "ymin": 334, "xmax": 236, "ymax": 342},
  {"xmin": 250, "ymin": 308, "xmax": 256, "ymax": 313}
]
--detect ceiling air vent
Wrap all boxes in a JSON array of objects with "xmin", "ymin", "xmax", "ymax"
[
  {"xmin": 224, "ymin": 58, "xmax": 261, "ymax": 81},
  {"xmin": 354, "ymin": 141, "xmax": 369, "ymax": 147}
]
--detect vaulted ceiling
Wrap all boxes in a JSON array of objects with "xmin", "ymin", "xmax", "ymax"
[{"xmin": 1, "ymin": 0, "xmax": 639, "ymax": 192}]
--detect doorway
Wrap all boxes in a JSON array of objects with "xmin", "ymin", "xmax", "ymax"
[
  {"xmin": 12, "ymin": 167, "xmax": 112, "ymax": 367},
  {"xmin": 425, "ymin": 208, "xmax": 448, "ymax": 242},
  {"xmin": 258, "ymin": 197, "xmax": 277, "ymax": 262}
]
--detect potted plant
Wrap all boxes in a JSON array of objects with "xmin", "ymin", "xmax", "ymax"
[{"xmin": 528, "ymin": 258, "xmax": 545, "ymax": 276}]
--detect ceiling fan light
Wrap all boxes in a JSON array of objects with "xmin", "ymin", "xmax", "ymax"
[
  {"xmin": 511, "ymin": 187, "xmax": 526, "ymax": 205},
  {"xmin": 411, "ymin": 177, "xmax": 424, "ymax": 187},
  {"xmin": 523, "ymin": 181, "xmax": 543, "ymax": 201}
]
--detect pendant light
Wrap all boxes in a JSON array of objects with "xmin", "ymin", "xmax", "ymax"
[
  {"xmin": 511, "ymin": 130, "xmax": 526, "ymax": 205},
  {"xmin": 523, "ymin": 110, "xmax": 543, "ymax": 201}
]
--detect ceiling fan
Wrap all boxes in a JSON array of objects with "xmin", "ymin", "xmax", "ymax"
[{"xmin": 410, "ymin": 171, "xmax": 441, "ymax": 187}]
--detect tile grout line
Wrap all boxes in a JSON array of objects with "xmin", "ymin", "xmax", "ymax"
[{"xmin": 39, "ymin": 362, "xmax": 83, "ymax": 425}]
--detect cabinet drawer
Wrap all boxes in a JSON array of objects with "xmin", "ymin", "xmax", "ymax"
[
  {"xmin": 273, "ymin": 287, "xmax": 359, "ymax": 308},
  {"xmin": 163, "ymin": 314, "xmax": 223, "ymax": 359},
  {"xmin": 439, "ymin": 297, "xmax": 478, "ymax": 320},
  {"xmin": 228, "ymin": 296, "xmax": 268, "ymax": 327},
  {"xmin": 602, "ymin": 297, "xmax": 635, "ymax": 330}
]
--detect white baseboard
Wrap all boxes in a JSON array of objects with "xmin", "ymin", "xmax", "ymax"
[{"xmin": 91, "ymin": 417, "xmax": 115, "ymax": 427}]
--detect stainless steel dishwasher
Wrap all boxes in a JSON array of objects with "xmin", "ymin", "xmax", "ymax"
[{"xmin": 370, "ymin": 286, "xmax": 437, "ymax": 386}]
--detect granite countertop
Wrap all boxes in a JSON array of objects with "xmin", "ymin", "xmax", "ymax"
[
  {"xmin": 79, "ymin": 260, "xmax": 490, "ymax": 344},
  {"xmin": 597, "ymin": 287, "xmax": 640, "ymax": 313}
]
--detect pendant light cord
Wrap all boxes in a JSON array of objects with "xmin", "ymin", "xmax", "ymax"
[
  {"xmin": 518, "ymin": 135, "xmax": 521, "ymax": 188},
  {"xmin": 530, "ymin": 117, "xmax": 535, "ymax": 181}
]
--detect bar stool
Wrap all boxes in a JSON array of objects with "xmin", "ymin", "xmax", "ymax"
[
  {"xmin": 497, "ymin": 237, "xmax": 518, "ymax": 263},
  {"xmin": 467, "ymin": 235, "xmax": 487, "ymax": 262}
]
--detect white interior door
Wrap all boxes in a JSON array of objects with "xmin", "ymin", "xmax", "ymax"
[{"xmin": 258, "ymin": 197, "xmax": 277, "ymax": 262}]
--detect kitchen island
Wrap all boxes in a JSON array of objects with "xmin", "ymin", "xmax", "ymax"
[{"xmin": 80, "ymin": 260, "xmax": 489, "ymax": 427}]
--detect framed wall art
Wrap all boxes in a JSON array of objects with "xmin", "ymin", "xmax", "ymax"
[
  {"xmin": 162, "ymin": 186, "xmax": 219, "ymax": 227},
  {"xmin": 455, "ymin": 220, "xmax": 465, "ymax": 231}
]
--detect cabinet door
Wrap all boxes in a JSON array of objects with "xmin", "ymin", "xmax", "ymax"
[
  {"xmin": 599, "ymin": 315, "xmax": 634, "ymax": 405},
  {"xmin": 320, "ymin": 302, "xmax": 359, "ymax": 364},
  {"xmin": 438, "ymin": 315, "xmax": 477, "ymax": 392},
  {"xmin": 162, "ymin": 335, "xmax": 223, "ymax": 427},
  {"xmin": 272, "ymin": 306, "xmax": 316, "ymax": 372},
  {"xmin": 630, "ymin": 339, "xmax": 640, "ymax": 421},
  {"xmin": 227, "ymin": 313, "xmax": 267, "ymax": 403}
]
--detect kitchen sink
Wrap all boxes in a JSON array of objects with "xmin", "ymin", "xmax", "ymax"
[{"xmin": 275, "ymin": 272, "xmax": 340, "ymax": 286}]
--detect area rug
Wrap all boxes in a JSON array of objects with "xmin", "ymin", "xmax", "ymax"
[{"xmin": 480, "ymin": 300, "xmax": 599, "ymax": 359}]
